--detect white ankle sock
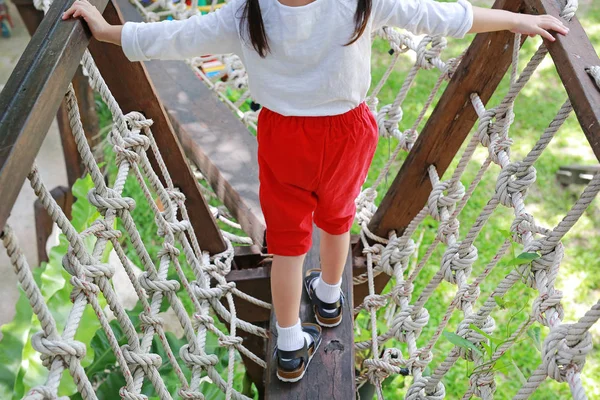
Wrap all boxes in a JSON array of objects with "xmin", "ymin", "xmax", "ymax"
[
  {"xmin": 277, "ymin": 319, "xmax": 313, "ymax": 355},
  {"xmin": 312, "ymin": 274, "xmax": 342, "ymax": 312}
]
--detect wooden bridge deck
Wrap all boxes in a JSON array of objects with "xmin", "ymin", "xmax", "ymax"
[{"xmin": 265, "ymin": 228, "xmax": 356, "ymax": 399}]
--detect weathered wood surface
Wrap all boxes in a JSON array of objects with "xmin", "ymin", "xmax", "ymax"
[
  {"xmin": 114, "ymin": 0, "xmax": 266, "ymax": 247},
  {"xmin": 0, "ymin": 0, "xmax": 108, "ymax": 231},
  {"xmin": 353, "ymin": 0, "xmax": 528, "ymax": 306},
  {"xmin": 556, "ymin": 164, "xmax": 600, "ymax": 185},
  {"xmin": 266, "ymin": 228, "xmax": 356, "ymax": 399},
  {"xmin": 87, "ymin": 0, "xmax": 227, "ymax": 254},
  {"xmin": 524, "ymin": 0, "xmax": 600, "ymax": 161}
]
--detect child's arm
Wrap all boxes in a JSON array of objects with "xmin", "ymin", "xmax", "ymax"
[
  {"xmin": 372, "ymin": 0, "xmax": 568, "ymax": 41},
  {"xmin": 470, "ymin": 7, "xmax": 568, "ymax": 41},
  {"xmin": 62, "ymin": 0, "xmax": 240, "ymax": 61}
]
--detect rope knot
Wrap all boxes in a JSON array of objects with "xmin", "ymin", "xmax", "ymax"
[
  {"xmin": 69, "ymin": 276, "xmax": 100, "ymax": 301},
  {"xmin": 119, "ymin": 387, "xmax": 148, "ymax": 400},
  {"xmin": 177, "ymin": 389, "xmax": 205, "ymax": 400},
  {"xmin": 364, "ymin": 294, "xmax": 388, "ymax": 311},
  {"xmin": 25, "ymin": 385, "xmax": 70, "ymax": 400},
  {"xmin": 406, "ymin": 377, "xmax": 445, "ymax": 400},
  {"xmin": 125, "ymin": 111, "xmax": 154, "ymax": 131},
  {"xmin": 192, "ymin": 281, "xmax": 235, "ymax": 300},
  {"xmin": 31, "ymin": 332, "xmax": 86, "ymax": 364},
  {"xmin": 427, "ymin": 180, "xmax": 465, "ymax": 221},
  {"xmin": 437, "ymin": 218, "xmax": 460, "ymax": 245},
  {"xmin": 90, "ymin": 219, "xmax": 122, "ymax": 240},
  {"xmin": 542, "ymin": 324, "xmax": 592, "ymax": 382},
  {"xmin": 469, "ymin": 369, "xmax": 497, "ymax": 398},
  {"xmin": 87, "ymin": 188, "xmax": 136, "ymax": 214},
  {"xmin": 157, "ymin": 219, "xmax": 191, "ymax": 237},
  {"xmin": 495, "ymin": 162, "xmax": 537, "ymax": 207},
  {"xmin": 180, "ymin": 344, "xmax": 219, "ymax": 369},
  {"xmin": 390, "ymin": 306, "xmax": 430, "ymax": 342},
  {"xmin": 440, "ymin": 243, "xmax": 478, "ymax": 285},
  {"xmin": 455, "ymin": 316, "xmax": 495, "ymax": 360},
  {"xmin": 192, "ymin": 313, "xmax": 215, "ymax": 330},
  {"xmin": 122, "ymin": 344, "xmax": 162, "ymax": 370},
  {"xmin": 219, "ymin": 335, "xmax": 243, "ymax": 347},
  {"xmin": 415, "ymin": 36, "xmax": 447, "ymax": 70},
  {"xmin": 139, "ymin": 311, "xmax": 164, "ymax": 331},
  {"xmin": 138, "ymin": 272, "xmax": 180, "ymax": 294},
  {"xmin": 532, "ymin": 289, "xmax": 564, "ymax": 325}
]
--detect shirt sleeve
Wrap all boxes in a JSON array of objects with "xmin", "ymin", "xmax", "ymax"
[
  {"xmin": 372, "ymin": 0, "xmax": 474, "ymax": 39},
  {"xmin": 121, "ymin": 1, "xmax": 241, "ymax": 62}
]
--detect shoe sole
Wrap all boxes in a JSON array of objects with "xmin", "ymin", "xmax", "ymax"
[
  {"xmin": 315, "ymin": 314, "xmax": 342, "ymax": 328},
  {"xmin": 276, "ymin": 336, "xmax": 322, "ymax": 383}
]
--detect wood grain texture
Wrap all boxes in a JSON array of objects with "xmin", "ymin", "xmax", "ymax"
[
  {"xmin": 0, "ymin": 0, "xmax": 108, "ymax": 231},
  {"xmin": 266, "ymin": 228, "xmax": 356, "ymax": 399},
  {"xmin": 14, "ymin": 3, "xmax": 101, "ymax": 187},
  {"xmin": 352, "ymin": 0, "xmax": 528, "ymax": 306},
  {"xmin": 524, "ymin": 0, "xmax": 600, "ymax": 161},
  {"xmin": 146, "ymin": 60, "xmax": 266, "ymax": 247},
  {"xmin": 87, "ymin": 0, "xmax": 226, "ymax": 254}
]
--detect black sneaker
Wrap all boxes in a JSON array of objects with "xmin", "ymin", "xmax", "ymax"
[
  {"xmin": 276, "ymin": 323, "xmax": 322, "ymax": 383},
  {"xmin": 304, "ymin": 268, "xmax": 343, "ymax": 328}
]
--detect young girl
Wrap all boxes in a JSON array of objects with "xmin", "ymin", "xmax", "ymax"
[{"xmin": 63, "ymin": 0, "xmax": 568, "ymax": 383}]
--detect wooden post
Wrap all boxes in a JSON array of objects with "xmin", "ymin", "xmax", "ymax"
[
  {"xmin": 352, "ymin": 0, "xmax": 528, "ymax": 306},
  {"xmin": 524, "ymin": 0, "xmax": 600, "ymax": 161},
  {"xmin": 86, "ymin": 0, "xmax": 227, "ymax": 254}
]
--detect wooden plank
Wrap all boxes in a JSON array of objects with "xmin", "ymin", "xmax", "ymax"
[
  {"xmin": 266, "ymin": 228, "xmax": 356, "ymax": 399},
  {"xmin": 524, "ymin": 0, "xmax": 600, "ymax": 161},
  {"xmin": 223, "ymin": 265, "xmax": 272, "ymax": 323},
  {"xmin": 86, "ymin": 0, "xmax": 227, "ymax": 254},
  {"xmin": 352, "ymin": 0, "xmax": 527, "ymax": 306},
  {"xmin": 238, "ymin": 321, "xmax": 268, "ymax": 399},
  {"xmin": 114, "ymin": 0, "xmax": 266, "ymax": 247},
  {"xmin": 0, "ymin": 0, "xmax": 108, "ymax": 231}
]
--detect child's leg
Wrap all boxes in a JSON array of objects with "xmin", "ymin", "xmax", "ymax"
[
  {"xmin": 310, "ymin": 229, "xmax": 349, "ymax": 309},
  {"xmin": 319, "ymin": 229, "xmax": 350, "ymax": 285},
  {"xmin": 271, "ymin": 254, "xmax": 305, "ymax": 328}
]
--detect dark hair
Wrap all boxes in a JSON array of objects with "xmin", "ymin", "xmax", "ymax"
[{"xmin": 239, "ymin": 0, "xmax": 372, "ymax": 58}]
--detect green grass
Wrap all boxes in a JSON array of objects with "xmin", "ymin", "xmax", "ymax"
[{"xmin": 356, "ymin": 1, "xmax": 600, "ymax": 398}]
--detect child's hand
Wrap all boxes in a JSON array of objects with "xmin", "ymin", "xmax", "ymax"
[
  {"xmin": 62, "ymin": 0, "xmax": 121, "ymax": 44},
  {"xmin": 511, "ymin": 14, "xmax": 569, "ymax": 42}
]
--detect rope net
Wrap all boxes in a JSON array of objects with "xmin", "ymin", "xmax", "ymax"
[{"xmin": 3, "ymin": 0, "xmax": 600, "ymax": 398}]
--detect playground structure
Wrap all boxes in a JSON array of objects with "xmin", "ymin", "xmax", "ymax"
[{"xmin": 1, "ymin": 0, "xmax": 600, "ymax": 398}]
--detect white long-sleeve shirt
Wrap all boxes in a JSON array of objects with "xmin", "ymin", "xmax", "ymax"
[{"xmin": 121, "ymin": 0, "xmax": 473, "ymax": 116}]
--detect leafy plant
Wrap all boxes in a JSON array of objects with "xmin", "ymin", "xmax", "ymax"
[{"xmin": 0, "ymin": 175, "xmax": 108, "ymax": 398}]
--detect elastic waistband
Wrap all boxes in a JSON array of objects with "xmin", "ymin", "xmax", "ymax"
[{"xmin": 260, "ymin": 102, "xmax": 371, "ymax": 124}]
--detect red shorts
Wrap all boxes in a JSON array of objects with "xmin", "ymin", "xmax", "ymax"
[{"xmin": 257, "ymin": 102, "xmax": 378, "ymax": 256}]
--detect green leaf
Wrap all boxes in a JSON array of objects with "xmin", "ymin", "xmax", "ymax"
[
  {"xmin": 442, "ymin": 331, "xmax": 482, "ymax": 356},
  {"xmin": 494, "ymin": 295, "xmax": 508, "ymax": 310},
  {"xmin": 0, "ymin": 292, "xmax": 33, "ymax": 399},
  {"xmin": 505, "ymin": 252, "xmax": 540, "ymax": 267},
  {"xmin": 527, "ymin": 326, "xmax": 542, "ymax": 353},
  {"xmin": 468, "ymin": 323, "xmax": 494, "ymax": 342}
]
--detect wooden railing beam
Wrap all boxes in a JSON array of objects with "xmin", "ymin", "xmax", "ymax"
[
  {"xmin": 0, "ymin": 0, "xmax": 108, "ymax": 231},
  {"xmin": 352, "ymin": 0, "xmax": 528, "ymax": 306},
  {"xmin": 524, "ymin": 0, "xmax": 600, "ymax": 160}
]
